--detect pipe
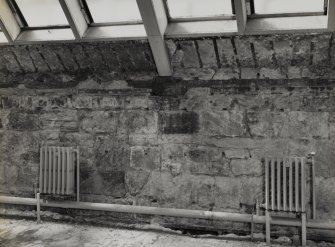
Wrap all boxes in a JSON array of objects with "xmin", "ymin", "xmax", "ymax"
[{"xmin": 0, "ymin": 196, "xmax": 335, "ymax": 230}]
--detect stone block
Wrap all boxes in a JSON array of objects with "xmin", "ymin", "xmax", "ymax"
[
  {"xmin": 234, "ymin": 38, "xmax": 254, "ymax": 67},
  {"xmin": 0, "ymin": 110, "xmax": 9, "ymax": 129},
  {"xmin": 8, "ymin": 110, "xmax": 40, "ymax": 130},
  {"xmin": 214, "ymin": 177, "xmax": 240, "ymax": 209},
  {"xmin": 0, "ymin": 131, "xmax": 40, "ymax": 169},
  {"xmin": 140, "ymin": 171, "xmax": 176, "ymax": 203},
  {"xmin": 118, "ymin": 110, "xmax": 158, "ymax": 135},
  {"xmin": 70, "ymin": 43, "xmax": 91, "ymax": 69},
  {"xmin": 240, "ymin": 177, "xmax": 263, "ymax": 206},
  {"xmin": 165, "ymin": 39, "xmax": 177, "ymax": 58},
  {"xmin": 200, "ymin": 110, "xmax": 245, "ymax": 137},
  {"xmin": 179, "ymin": 41, "xmax": 200, "ymax": 68},
  {"xmin": 98, "ymin": 42, "xmax": 120, "ymax": 71},
  {"xmin": 216, "ymin": 38, "xmax": 237, "ymax": 67},
  {"xmin": 125, "ymin": 96, "xmax": 154, "ymax": 110},
  {"xmin": 197, "ymin": 39, "xmax": 217, "ymax": 68},
  {"xmin": 125, "ymin": 170, "xmax": 150, "ymax": 195},
  {"xmin": 273, "ymin": 39, "xmax": 293, "ymax": 67},
  {"xmin": 173, "ymin": 68, "xmax": 215, "ymax": 80},
  {"xmin": 180, "ymin": 87, "xmax": 210, "ymax": 111},
  {"xmin": 159, "ymin": 112, "xmax": 199, "ymax": 134},
  {"xmin": 291, "ymin": 37, "xmax": 311, "ymax": 66},
  {"xmin": 315, "ymin": 140, "xmax": 335, "ymax": 178},
  {"xmin": 231, "ymin": 159, "xmax": 262, "ymax": 176},
  {"xmin": 38, "ymin": 45, "xmax": 64, "ymax": 72},
  {"xmin": 188, "ymin": 146, "xmax": 222, "ymax": 163},
  {"xmin": 287, "ymin": 66, "xmax": 302, "ymax": 79},
  {"xmin": 280, "ymin": 111, "xmax": 329, "ymax": 139},
  {"xmin": 213, "ymin": 68, "xmax": 239, "ymax": 80},
  {"xmin": 114, "ymin": 43, "xmax": 134, "ymax": 72},
  {"xmin": 253, "ymin": 39, "xmax": 275, "ymax": 67},
  {"xmin": 259, "ymin": 68, "xmax": 286, "ymax": 79},
  {"xmin": 53, "ymin": 45, "xmax": 79, "ymax": 71},
  {"xmin": 171, "ymin": 48, "xmax": 183, "ymax": 68},
  {"xmin": 84, "ymin": 43, "xmax": 109, "ymax": 71},
  {"xmin": 0, "ymin": 48, "xmax": 22, "ymax": 73},
  {"xmin": 27, "ymin": 46, "xmax": 50, "ymax": 72},
  {"xmin": 247, "ymin": 111, "xmax": 285, "ymax": 138},
  {"xmin": 12, "ymin": 46, "xmax": 36, "ymax": 73},
  {"xmin": 224, "ymin": 149, "xmax": 250, "ymax": 159},
  {"xmin": 69, "ymin": 96, "xmax": 93, "ymax": 109},
  {"xmin": 312, "ymin": 34, "xmax": 331, "ymax": 66},
  {"xmin": 94, "ymin": 136, "xmax": 130, "ymax": 171},
  {"xmin": 301, "ymin": 67, "xmax": 319, "ymax": 79},
  {"xmin": 129, "ymin": 42, "xmax": 155, "ymax": 71},
  {"xmin": 80, "ymin": 110, "xmax": 118, "ymax": 134},
  {"xmin": 130, "ymin": 146, "xmax": 160, "ymax": 171},
  {"xmin": 161, "ymin": 144, "xmax": 188, "ymax": 164},
  {"xmin": 40, "ymin": 110, "xmax": 78, "ymax": 131},
  {"xmin": 80, "ymin": 168, "xmax": 126, "ymax": 197},
  {"xmin": 315, "ymin": 177, "xmax": 335, "ymax": 220},
  {"xmin": 161, "ymin": 162, "xmax": 182, "ymax": 176},
  {"xmin": 240, "ymin": 67, "xmax": 258, "ymax": 79},
  {"xmin": 190, "ymin": 161, "xmax": 231, "ymax": 176}
]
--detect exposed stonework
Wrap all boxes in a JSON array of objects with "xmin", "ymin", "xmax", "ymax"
[
  {"xmin": 0, "ymin": 34, "xmax": 335, "ymax": 239},
  {"xmin": 1, "ymin": 78, "xmax": 335, "ymax": 225},
  {"xmin": 166, "ymin": 33, "xmax": 335, "ymax": 80},
  {"xmin": 0, "ymin": 40, "xmax": 156, "ymax": 84}
]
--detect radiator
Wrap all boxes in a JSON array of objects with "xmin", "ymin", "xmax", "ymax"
[
  {"xmin": 39, "ymin": 146, "xmax": 77, "ymax": 195},
  {"xmin": 264, "ymin": 157, "xmax": 314, "ymax": 213}
]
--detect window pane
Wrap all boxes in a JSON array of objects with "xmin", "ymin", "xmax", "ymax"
[
  {"xmin": 0, "ymin": 32, "xmax": 7, "ymax": 43},
  {"xmin": 15, "ymin": 0, "xmax": 68, "ymax": 27},
  {"xmin": 86, "ymin": 0, "xmax": 142, "ymax": 23},
  {"xmin": 254, "ymin": 0, "xmax": 324, "ymax": 14},
  {"xmin": 167, "ymin": 0, "xmax": 233, "ymax": 19}
]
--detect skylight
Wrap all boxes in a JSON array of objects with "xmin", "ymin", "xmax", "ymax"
[
  {"xmin": 253, "ymin": 0, "xmax": 325, "ymax": 15},
  {"xmin": 166, "ymin": 0, "xmax": 233, "ymax": 19},
  {"xmin": 84, "ymin": 0, "xmax": 142, "ymax": 24},
  {"xmin": 14, "ymin": 0, "xmax": 68, "ymax": 27},
  {"xmin": 0, "ymin": 31, "xmax": 6, "ymax": 43}
]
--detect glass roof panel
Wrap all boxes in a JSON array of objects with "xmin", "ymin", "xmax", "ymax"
[
  {"xmin": 85, "ymin": 0, "xmax": 142, "ymax": 23},
  {"xmin": 0, "ymin": 32, "xmax": 7, "ymax": 43},
  {"xmin": 254, "ymin": 0, "xmax": 325, "ymax": 14},
  {"xmin": 15, "ymin": 0, "xmax": 68, "ymax": 27},
  {"xmin": 166, "ymin": 0, "xmax": 233, "ymax": 19}
]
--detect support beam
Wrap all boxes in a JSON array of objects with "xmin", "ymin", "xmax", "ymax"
[
  {"xmin": 327, "ymin": 0, "xmax": 335, "ymax": 31},
  {"xmin": 234, "ymin": 0, "xmax": 248, "ymax": 34},
  {"xmin": 59, "ymin": 0, "xmax": 88, "ymax": 39},
  {"xmin": 0, "ymin": 0, "xmax": 21, "ymax": 42},
  {"xmin": 136, "ymin": 0, "xmax": 172, "ymax": 76}
]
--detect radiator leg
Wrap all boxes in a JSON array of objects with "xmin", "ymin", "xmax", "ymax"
[
  {"xmin": 265, "ymin": 210, "xmax": 270, "ymax": 245},
  {"xmin": 301, "ymin": 212, "xmax": 307, "ymax": 246},
  {"xmin": 36, "ymin": 192, "xmax": 41, "ymax": 223},
  {"xmin": 251, "ymin": 214, "xmax": 254, "ymax": 241}
]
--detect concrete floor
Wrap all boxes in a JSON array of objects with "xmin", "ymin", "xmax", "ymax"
[
  {"xmin": 0, "ymin": 218, "xmax": 284, "ymax": 247},
  {"xmin": 0, "ymin": 218, "xmax": 334, "ymax": 247}
]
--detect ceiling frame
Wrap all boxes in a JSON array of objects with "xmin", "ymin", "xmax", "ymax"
[
  {"xmin": 327, "ymin": 0, "xmax": 335, "ymax": 31},
  {"xmin": 234, "ymin": 0, "xmax": 247, "ymax": 34},
  {"xmin": 0, "ymin": 0, "xmax": 21, "ymax": 42},
  {"xmin": 136, "ymin": 0, "xmax": 172, "ymax": 76},
  {"xmin": 59, "ymin": 0, "xmax": 88, "ymax": 39}
]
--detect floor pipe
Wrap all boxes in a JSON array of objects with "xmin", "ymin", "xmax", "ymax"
[{"xmin": 0, "ymin": 196, "xmax": 335, "ymax": 230}]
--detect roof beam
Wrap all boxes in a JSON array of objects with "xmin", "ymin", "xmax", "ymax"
[
  {"xmin": 59, "ymin": 0, "xmax": 88, "ymax": 39},
  {"xmin": 136, "ymin": 0, "xmax": 172, "ymax": 76},
  {"xmin": 234, "ymin": 0, "xmax": 248, "ymax": 34},
  {"xmin": 327, "ymin": 0, "xmax": 335, "ymax": 31},
  {"xmin": 0, "ymin": 0, "xmax": 21, "ymax": 42}
]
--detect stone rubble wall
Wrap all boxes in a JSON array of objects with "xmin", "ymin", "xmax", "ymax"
[
  {"xmin": 166, "ymin": 33, "xmax": 335, "ymax": 80},
  {"xmin": 0, "ymin": 78, "xmax": 334, "ymax": 224}
]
